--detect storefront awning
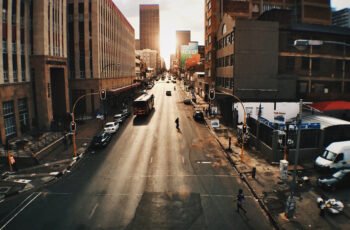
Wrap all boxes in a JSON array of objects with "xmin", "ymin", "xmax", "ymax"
[
  {"xmin": 310, "ymin": 101, "xmax": 350, "ymax": 111},
  {"xmin": 108, "ymin": 83, "xmax": 140, "ymax": 94}
]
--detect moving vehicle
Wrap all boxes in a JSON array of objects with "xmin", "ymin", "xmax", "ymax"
[
  {"xmin": 91, "ymin": 131, "xmax": 112, "ymax": 148},
  {"xmin": 315, "ymin": 141, "xmax": 350, "ymax": 171},
  {"xmin": 104, "ymin": 121, "xmax": 119, "ymax": 134},
  {"xmin": 193, "ymin": 110, "xmax": 204, "ymax": 122},
  {"xmin": 317, "ymin": 169, "xmax": 350, "ymax": 191},
  {"xmin": 133, "ymin": 94, "xmax": 154, "ymax": 116},
  {"xmin": 166, "ymin": 90, "xmax": 172, "ymax": 96}
]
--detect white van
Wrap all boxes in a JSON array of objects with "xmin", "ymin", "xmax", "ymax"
[{"xmin": 315, "ymin": 141, "xmax": 350, "ymax": 171}]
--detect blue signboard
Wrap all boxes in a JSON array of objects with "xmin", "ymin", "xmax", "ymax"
[{"xmin": 258, "ymin": 117, "xmax": 320, "ymax": 130}]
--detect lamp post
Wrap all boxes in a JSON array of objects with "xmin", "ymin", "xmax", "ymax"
[{"xmin": 285, "ymin": 99, "xmax": 303, "ymax": 219}]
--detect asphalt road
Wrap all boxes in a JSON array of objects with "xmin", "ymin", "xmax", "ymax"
[{"xmin": 0, "ymin": 80, "xmax": 273, "ymax": 230}]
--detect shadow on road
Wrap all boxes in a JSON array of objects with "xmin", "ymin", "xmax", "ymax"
[{"xmin": 132, "ymin": 109, "xmax": 156, "ymax": 126}]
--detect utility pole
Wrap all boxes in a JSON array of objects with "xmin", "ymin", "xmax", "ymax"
[{"xmin": 285, "ymin": 99, "xmax": 302, "ymax": 218}]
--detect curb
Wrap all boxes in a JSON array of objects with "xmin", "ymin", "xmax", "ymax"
[
  {"xmin": 0, "ymin": 149, "xmax": 87, "ymax": 203},
  {"xmin": 203, "ymin": 116, "xmax": 280, "ymax": 230}
]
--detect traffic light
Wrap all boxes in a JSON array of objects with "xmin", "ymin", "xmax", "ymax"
[
  {"xmin": 242, "ymin": 125, "xmax": 247, "ymax": 134},
  {"xmin": 70, "ymin": 121, "xmax": 76, "ymax": 132},
  {"xmin": 209, "ymin": 89, "xmax": 215, "ymax": 100},
  {"xmin": 100, "ymin": 89, "xmax": 106, "ymax": 100}
]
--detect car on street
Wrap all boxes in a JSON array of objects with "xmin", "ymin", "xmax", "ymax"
[
  {"xmin": 166, "ymin": 81, "xmax": 169, "ymax": 83},
  {"xmin": 192, "ymin": 97, "xmax": 197, "ymax": 103},
  {"xmin": 166, "ymin": 90, "xmax": 172, "ymax": 96},
  {"xmin": 317, "ymin": 169, "xmax": 350, "ymax": 191},
  {"xmin": 90, "ymin": 131, "xmax": 112, "ymax": 148},
  {"xmin": 183, "ymin": 98, "xmax": 192, "ymax": 105},
  {"xmin": 114, "ymin": 109, "xmax": 131, "ymax": 123},
  {"xmin": 193, "ymin": 110, "xmax": 204, "ymax": 122},
  {"xmin": 104, "ymin": 121, "xmax": 120, "ymax": 134}
]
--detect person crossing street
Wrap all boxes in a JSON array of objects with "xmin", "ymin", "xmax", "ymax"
[
  {"xmin": 236, "ymin": 189, "xmax": 247, "ymax": 214},
  {"xmin": 175, "ymin": 117, "xmax": 179, "ymax": 130}
]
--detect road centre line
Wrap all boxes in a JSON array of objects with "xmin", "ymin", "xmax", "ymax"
[
  {"xmin": 150, "ymin": 157, "xmax": 153, "ymax": 164},
  {"xmin": 88, "ymin": 203, "xmax": 99, "ymax": 219},
  {"xmin": 0, "ymin": 192, "xmax": 42, "ymax": 230}
]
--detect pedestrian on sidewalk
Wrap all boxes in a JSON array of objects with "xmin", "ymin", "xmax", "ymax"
[
  {"xmin": 9, "ymin": 154, "xmax": 18, "ymax": 172},
  {"xmin": 236, "ymin": 189, "xmax": 247, "ymax": 214}
]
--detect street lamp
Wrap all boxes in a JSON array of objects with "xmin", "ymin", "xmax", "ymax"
[{"xmin": 285, "ymin": 99, "xmax": 303, "ymax": 219}]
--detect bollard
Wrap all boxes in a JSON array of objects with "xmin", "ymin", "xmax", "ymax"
[{"xmin": 252, "ymin": 167, "xmax": 256, "ymax": 179}]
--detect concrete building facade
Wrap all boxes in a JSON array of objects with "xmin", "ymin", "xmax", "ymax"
[
  {"xmin": 332, "ymin": 8, "xmax": 350, "ymax": 28},
  {"xmin": 67, "ymin": 0, "xmax": 135, "ymax": 115},
  {"xmin": 137, "ymin": 49, "xmax": 158, "ymax": 73},
  {"xmin": 0, "ymin": 0, "xmax": 69, "ymax": 144}
]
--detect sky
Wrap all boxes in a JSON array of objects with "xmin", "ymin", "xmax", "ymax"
[{"xmin": 113, "ymin": 0, "xmax": 349, "ymax": 68}]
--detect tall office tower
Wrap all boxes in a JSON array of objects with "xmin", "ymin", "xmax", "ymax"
[
  {"xmin": 176, "ymin": 30, "xmax": 191, "ymax": 70},
  {"xmin": 332, "ymin": 8, "xmax": 350, "ymax": 28},
  {"xmin": 140, "ymin": 5, "xmax": 160, "ymax": 53},
  {"xmin": 67, "ymin": 0, "xmax": 135, "ymax": 115}
]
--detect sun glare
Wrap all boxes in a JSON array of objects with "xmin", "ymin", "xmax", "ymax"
[{"xmin": 160, "ymin": 29, "xmax": 176, "ymax": 69}]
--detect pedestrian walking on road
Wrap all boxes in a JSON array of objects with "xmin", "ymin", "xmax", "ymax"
[
  {"xmin": 175, "ymin": 117, "xmax": 180, "ymax": 130},
  {"xmin": 236, "ymin": 189, "xmax": 247, "ymax": 214}
]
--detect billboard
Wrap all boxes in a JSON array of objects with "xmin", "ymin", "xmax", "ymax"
[{"xmin": 180, "ymin": 42, "xmax": 198, "ymax": 69}]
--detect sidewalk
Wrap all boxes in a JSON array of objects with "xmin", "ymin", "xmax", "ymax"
[
  {"xmin": 189, "ymin": 89, "xmax": 349, "ymax": 229},
  {"xmin": 0, "ymin": 119, "xmax": 101, "ymax": 202}
]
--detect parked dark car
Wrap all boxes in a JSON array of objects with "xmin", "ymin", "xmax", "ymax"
[
  {"xmin": 166, "ymin": 90, "xmax": 172, "ymax": 96},
  {"xmin": 193, "ymin": 110, "xmax": 204, "ymax": 122},
  {"xmin": 317, "ymin": 169, "xmax": 350, "ymax": 191},
  {"xmin": 192, "ymin": 97, "xmax": 197, "ymax": 103},
  {"xmin": 90, "ymin": 131, "xmax": 112, "ymax": 148}
]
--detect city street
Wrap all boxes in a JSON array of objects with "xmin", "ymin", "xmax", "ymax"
[{"xmin": 0, "ymin": 80, "xmax": 273, "ymax": 229}]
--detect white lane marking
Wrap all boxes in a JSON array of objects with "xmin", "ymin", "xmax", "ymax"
[
  {"xmin": 150, "ymin": 157, "xmax": 153, "ymax": 164},
  {"xmin": 88, "ymin": 203, "xmax": 99, "ymax": 219},
  {"xmin": 0, "ymin": 192, "xmax": 42, "ymax": 230},
  {"xmin": 182, "ymin": 156, "xmax": 185, "ymax": 164}
]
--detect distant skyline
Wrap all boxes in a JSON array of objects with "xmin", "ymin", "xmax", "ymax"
[{"xmin": 113, "ymin": 0, "xmax": 349, "ymax": 68}]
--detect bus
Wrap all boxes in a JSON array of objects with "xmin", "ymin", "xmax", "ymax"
[{"xmin": 133, "ymin": 94, "xmax": 154, "ymax": 116}]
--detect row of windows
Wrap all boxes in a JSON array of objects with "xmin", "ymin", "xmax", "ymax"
[
  {"xmin": 217, "ymin": 31, "xmax": 235, "ymax": 50},
  {"xmin": 216, "ymin": 77, "xmax": 234, "ymax": 89},
  {"xmin": 216, "ymin": 54, "xmax": 234, "ymax": 68}
]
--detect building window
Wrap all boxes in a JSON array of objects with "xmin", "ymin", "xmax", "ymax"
[
  {"xmin": 222, "ymin": 24, "xmax": 227, "ymax": 34},
  {"xmin": 2, "ymin": 41, "xmax": 7, "ymax": 53},
  {"xmin": 21, "ymin": 71, "xmax": 25, "ymax": 82},
  {"xmin": 301, "ymin": 57, "xmax": 309, "ymax": 70},
  {"xmin": 12, "ymin": 43, "xmax": 16, "ymax": 53},
  {"xmin": 18, "ymin": 98, "xmax": 29, "ymax": 134},
  {"xmin": 80, "ymin": 71, "xmax": 85, "ymax": 79},
  {"xmin": 208, "ymin": 35, "xmax": 211, "ymax": 44},
  {"xmin": 3, "ymin": 70, "xmax": 9, "ymax": 83},
  {"xmin": 208, "ymin": 17, "xmax": 211, "ymax": 26},
  {"xmin": 3, "ymin": 101, "xmax": 17, "ymax": 137},
  {"xmin": 13, "ymin": 70, "xmax": 17, "ymax": 82}
]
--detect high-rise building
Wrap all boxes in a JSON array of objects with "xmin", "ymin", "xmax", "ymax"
[
  {"xmin": 0, "ymin": 0, "xmax": 69, "ymax": 144},
  {"xmin": 176, "ymin": 30, "xmax": 191, "ymax": 69},
  {"xmin": 332, "ymin": 8, "xmax": 350, "ymax": 28},
  {"xmin": 140, "ymin": 5, "xmax": 160, "ymax": 53},
  {"xmin": 67, "ymin": 0, "xmax": 135, "ymax": 115}
]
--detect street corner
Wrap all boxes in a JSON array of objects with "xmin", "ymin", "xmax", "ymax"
[{"xmin": 0, "ymin": 180, "xmax": 28, "ymax": 199}]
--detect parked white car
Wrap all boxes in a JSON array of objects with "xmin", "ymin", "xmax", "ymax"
[{"xmin": 104, "ymin": 121, "xmax": 119, "ymax": 134}]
